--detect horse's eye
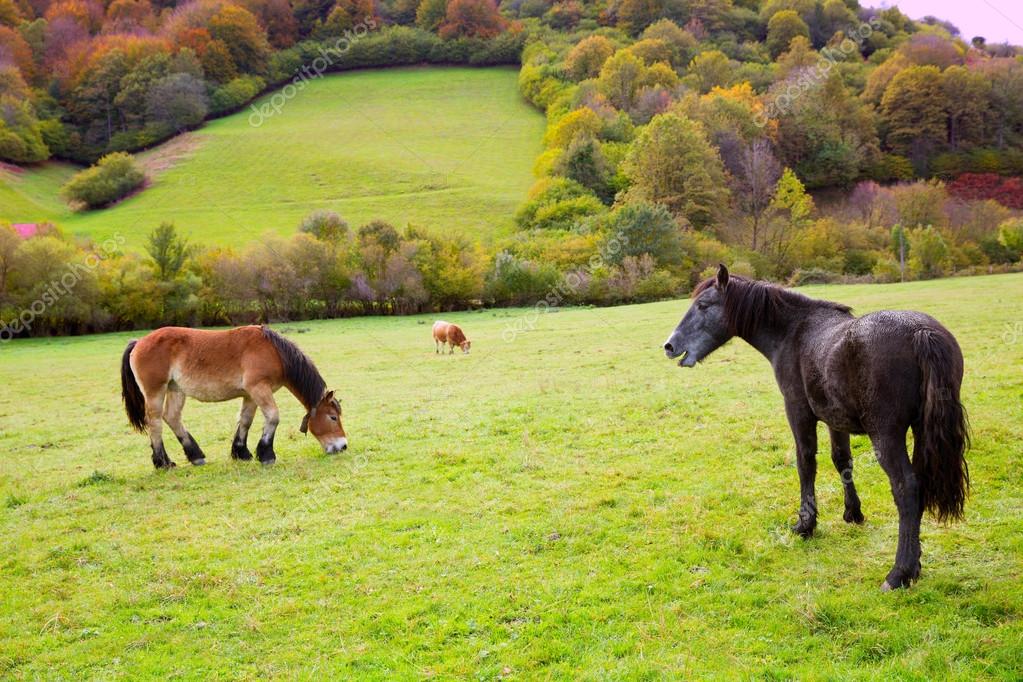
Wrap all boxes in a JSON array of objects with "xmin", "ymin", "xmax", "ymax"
[
  {"xmin": 330, "ymin": 415, "xmax": 338, "ymax": 421},
  {"xmin": 697, "ymin": 302, "xmax": 710, "ymax": 311}
]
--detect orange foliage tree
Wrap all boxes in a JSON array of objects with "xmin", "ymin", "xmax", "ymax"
[{"xmin": 438, "ymin": 0, "xmax": 506, "ymax": 39}]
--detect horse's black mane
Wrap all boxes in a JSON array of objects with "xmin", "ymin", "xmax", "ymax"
[
  {"xmin": 693, "ymin": 275, "xmax": 852, "ymax": 338},
  {"xmin": 262, "ymin": 326, "xmax": 326, "ymax": 409}
]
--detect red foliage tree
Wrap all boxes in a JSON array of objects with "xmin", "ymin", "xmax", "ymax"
[{"xmin": 948, "ymin": 173, "xmax": 1023, "ymax": 210}]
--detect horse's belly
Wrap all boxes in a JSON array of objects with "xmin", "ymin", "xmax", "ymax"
[
  {"xmin": 170, "ymin": 375, "xmax": 245, "ymax": 402},
  {"xmin": 807, "ymin": 396, "xmax": 864, "ymax": 434}
]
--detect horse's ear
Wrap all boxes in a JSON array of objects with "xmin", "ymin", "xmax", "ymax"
[
  {"xmin": 299, "ymin": 414, "xmax": 310, "ymax": 434},
  {"xmin": 716, "ymin": 263, "xmax": 729, "ymax": 289},
  {"xmin": 324, "ymin": 390, "xmax": 334, "ymax": 403}
]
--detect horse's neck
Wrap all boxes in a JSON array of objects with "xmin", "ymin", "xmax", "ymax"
[{"xmin": 741, "ymin": 313, "xmax": 801, "ymax": 365}]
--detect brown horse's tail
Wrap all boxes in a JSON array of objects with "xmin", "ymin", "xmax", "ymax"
[
  {"xmin": 121, "ymin": 340, "xmax": 147, "ymax": 433},
  {"xmin": 912, "ymin": 328, "xmax": 970, "ymax": 522}
]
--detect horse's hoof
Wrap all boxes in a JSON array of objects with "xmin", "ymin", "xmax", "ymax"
[
  {"xmin": 191, "ymin": 458, "xmax": 206, "ymax": 466},
  {"xmin": 231, "ymin": 448, "xmax": 253, "ymax": 461},
  {"xmin": 843, "ymin": 507, "xmax": 864, "ymax": 524},
  {"xmin": 791, "ymin": 520, "xmax": 816, "ymax": 538},
  {"xmin": 260, "ymin": 459, "xmax": 276, "ymax": 467}
]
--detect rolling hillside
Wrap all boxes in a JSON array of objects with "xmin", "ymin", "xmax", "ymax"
[{"xmin": 0, "ymin": 67, "xmax": 544, "ymax": 247}]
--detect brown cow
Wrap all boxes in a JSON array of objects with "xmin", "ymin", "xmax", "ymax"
[{"xmin": 432, "ymin": 320, "xmax": 471, "ymax": 354}]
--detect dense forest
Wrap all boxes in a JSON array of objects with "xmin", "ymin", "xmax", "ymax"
[{"xmin": 1, "ymin": 0, "xmax": 1023, "ymax": 338}]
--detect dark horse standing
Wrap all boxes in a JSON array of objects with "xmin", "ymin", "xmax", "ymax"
[{"xmin": 663, "ymin": 265, "xmax": 969, "ymax": 590}]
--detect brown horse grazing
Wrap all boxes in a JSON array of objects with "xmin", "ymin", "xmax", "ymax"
[
  {"xmin": 663, "ymin": 265, "xmax": 970, "ymax": 591},
  {"xmin": 120, "ymin": 325, "xmax": 347, "ymax": 469},
  {"xmin": 433, "ymin": 321, "xmax": 471, "ymax": 354}
]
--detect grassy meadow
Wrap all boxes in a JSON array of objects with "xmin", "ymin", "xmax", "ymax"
[
  {"xmin": 0, "ymin": 67, "xmax": 543, "ymax": 248},
  {"xmin": 1, "ymin": 274, "xmax": 1021, "ymax": 678}
]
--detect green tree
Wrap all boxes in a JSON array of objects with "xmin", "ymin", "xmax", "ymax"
[
  {"xmin": 907, "ymin": 226, "xmax": 949, "ymax": 279},
  {"xmin": 146, "ymin": 222, "xmax": 193, "ymax": 281},
  {"xmin": 998, "ymin": 218, "xmax": 1023, "ymax": 260},
  {"xmin": 598, "ymin": 202, "xmax": 683, "ymax": 268},
  {"xmin": 622, "ymin": 113, "xmax": 729, "ymax": 228},
  {"xmin": 880, "ymin": 65, "xmax": 946, "ymax": 164},
  {"xmin": 597, "ymin": 50, "xmax": 646, "ymax": 110},
  {"xmin": 766, "ymin": 10, "xmax": 809, "ymax": 58},
  {"xmin": 554, "ymin": 133, "xmax": 613, "ymax": 203}
]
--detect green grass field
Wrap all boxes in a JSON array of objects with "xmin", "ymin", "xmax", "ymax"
[
  {"xmin": 1, "ymin": 275, "xmax": 1021, "ymax": 678},
  {"xmin": 0, "ymin": 67, "xmax": 543, "ymax": 248}
]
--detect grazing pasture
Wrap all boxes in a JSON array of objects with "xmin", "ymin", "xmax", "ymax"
[
  {"xmin": 1, "ymin": 275, "xmax": 1021, "ymax": 678},
  {"xmin": 0, "ymin": 67, "xmax": 543, "ymax": 248}
]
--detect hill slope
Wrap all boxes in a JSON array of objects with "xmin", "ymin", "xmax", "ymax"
[
  {"xmin": 0, "ymin": 67, "xmax": 544, "ymax": 247},
  {"xmin": 1, "ymin": 275, "xmax": 1021, "ymax": 677}
]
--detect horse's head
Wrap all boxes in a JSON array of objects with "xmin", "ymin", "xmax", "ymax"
[
  {"xmin": 460, "ymin": 339, "xmax": 471, "ymax": 354},
  {"xmin": 300, "ymin": 390, "xmax": 347, "ymax": 453},
  {"xmin": 664, "ymin": 264, "xmax": 733, "ymax": 367}
]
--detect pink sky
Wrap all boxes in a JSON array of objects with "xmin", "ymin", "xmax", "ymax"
[{"xmin": 878, "ymin": 0, "xmax": 1023, "ymax": 46}]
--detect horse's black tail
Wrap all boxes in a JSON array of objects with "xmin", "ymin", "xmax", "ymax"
[
  {"xmin": 912, "ymin": 328, "xmax": 970, "ymax": 522},
  {"xmin": 121, "ymin": 340, "xmax": 147, "ymax": 433}
]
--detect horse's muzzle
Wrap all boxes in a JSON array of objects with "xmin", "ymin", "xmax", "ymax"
[{"xmin": 325, "ymin": 437, "xmax": 348, "ymax": 454}]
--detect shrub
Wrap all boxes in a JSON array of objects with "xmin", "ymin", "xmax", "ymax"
[
  {"xmin": 60, "ymin": 152, "xmax": 146, "ymax": 209},
  {"xmin": 210, "ymin": 75, "xmax": 266, "ymax": 115},
  {"xmin": 299, "ymin": 210, "xmax": 349, "ymax": 241}
]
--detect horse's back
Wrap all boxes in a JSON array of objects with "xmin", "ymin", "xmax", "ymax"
[{"xmin": 131, "ymin": 326, "xmax": 276, "ymax": 399}]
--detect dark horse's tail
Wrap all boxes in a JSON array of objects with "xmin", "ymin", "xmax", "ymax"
[
  {"xmin": 912, "ymin": 328, "xmax": 970, "ymax": 522},
  {"xmin": 121, "ymin": 340, "xmax": 147, "ymax": 433}
]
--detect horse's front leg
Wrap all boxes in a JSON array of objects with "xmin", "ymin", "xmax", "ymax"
[
  {"xmin": 785, "ymin": 400, "xmax": 819, "ymax": 538},
  {"xmin": 249, "ymin": 385, "xmax": 280, "ymax": 465},
  {"xmin": 871, "ymin": 430, "xmax": 922, "ymax": 590}
]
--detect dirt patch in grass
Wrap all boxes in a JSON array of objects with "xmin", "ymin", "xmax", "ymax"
[{"xmin": 139, "ymin": 132, "xmax": 206, "ymax": 177}]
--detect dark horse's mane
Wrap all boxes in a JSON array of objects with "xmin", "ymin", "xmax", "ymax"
[
  {"xmin": 693, "ymin": 275, "xmax": 852, "ymax": 338},
  {"xmin": 261, "ymin": 326, "xmax": 326, "ymax": 409}
]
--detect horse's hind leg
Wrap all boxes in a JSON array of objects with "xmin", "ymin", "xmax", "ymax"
[
  {"xmin": 871, "ymin": 430, "xmax": 922, "ymax": 590},
  {"xmin": 163, "ymin": 390, "xmax": 206, "ymax": 465},
  {"xmin": 231, "ymin": 397, "xmax": 257, "ymax": 461},
  {"xmin": 829, "ymin": 428, "xmax": 864, "ymax": 524},
  {"xmin": 144, "ymin": 386, "xmax": 175, "ymax": 469}
]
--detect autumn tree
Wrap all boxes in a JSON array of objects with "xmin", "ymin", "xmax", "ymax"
[
  {"xmin": 616, "ymin": 0, "xmax": 662, "ymax": 36},
  {"xmin": 622, "ymin": 112, "xmax": 729, "ymax": 228},
  {"xmin": 208, "ymin": 4, "xmax": 270, "ymax": 74},
  {"xmin": 880, "ymin": 65, "xmax": 947, "ymax": 165},
  {"xmin": 727, "ymin": 138, "xmax": 781, "ymax": 251},
  {"xmin": 438, "ymin": 0, "xmax": 506, "ymax": 39},
  {"xmin": 942, "ymin": 66, "xmax": 990, "ymax": 149},
  {"xmin": 685, "ymin": 50, "xmax": 732, "ymax": 93},
  {"xmin": 564, "ymin": 35, "xmax": 615, "ymax": 81},
  {"xmin": 640, "ymin": 19, "xmax": 696, "ymax": 67},
  {"xmin": 596, "ymin": 49, "xmax": 645, "ymax": 110},
  {"xmin": 415, "ymin": 0, "xmax": 446, "ymax": 31}
]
